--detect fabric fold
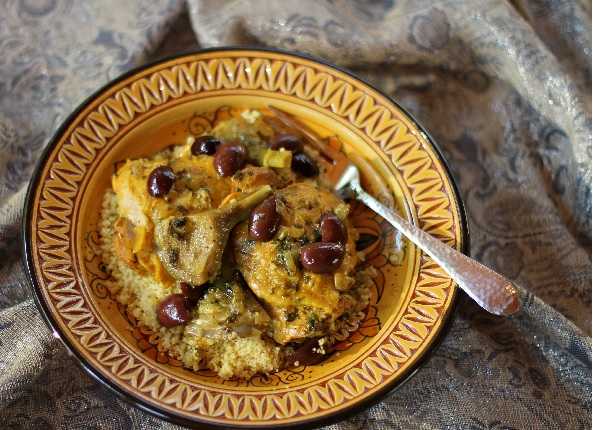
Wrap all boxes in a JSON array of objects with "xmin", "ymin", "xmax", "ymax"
[{"xmin": 0, "ymin": 0, "xmax": 590, "ymax": 428}]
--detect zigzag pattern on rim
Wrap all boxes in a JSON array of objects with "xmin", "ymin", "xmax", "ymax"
[{"xmin": 32, "ymin": 54, "xmax": 459, "ymax": 422}]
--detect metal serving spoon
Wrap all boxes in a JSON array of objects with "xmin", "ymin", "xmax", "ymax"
[{"xmin": 268, "ymin": 107, "xmax": 520, "ymax": 316}]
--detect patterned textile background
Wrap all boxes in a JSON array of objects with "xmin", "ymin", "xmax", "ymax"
[{"xmin": 0, "ymin": 0, "xmax": 590, "ymax": 428}]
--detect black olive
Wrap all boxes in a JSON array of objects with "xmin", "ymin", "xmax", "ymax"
[
  {"xmin": 291, "ymin": 152, "xmax": 319, "ymax": 177},
  {"xmin": 157, "ymin": 294, "xmax": 191, "ymax": 327},
  {"xmin": 214, "ymin": 143, "xmax": 248, "ymax": 177},
  {"xmin": 147, "ymin": 166, "xmax": 175, "ymax": 197},
  {"xmin": 191, "ymin": 135, "xmax": 221, "ymax": 156},
  {"xmin": 180, "ymin": 282, "xmax": 207, "ymax": 307},
  {"xmin": 320, "ymin": 213, "xmax": 347, "ymax": 244},
  {"xmin": 299, "ymin": 242, "xmax": 345, "ymax": 273},
  {"xmin": 285, "ymin": 338, "xmax": 328, "ymax": 367},
  {"xmin": 248, "ymin": 196, "xmax": 280, "ymax": 241},
  {"xmin": 269, "ymin": 133, "xmax": 303, "ymax": 151}
]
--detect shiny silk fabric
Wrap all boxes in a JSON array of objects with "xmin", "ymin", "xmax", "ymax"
[{"xmin": 0, "ymin": 1, "xmax": 590, "ymax": 428}]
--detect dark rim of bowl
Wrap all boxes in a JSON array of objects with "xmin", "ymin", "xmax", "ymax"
[{"xmin": 21, "ymin": 46, "xmax": 470, "ymax": 430}]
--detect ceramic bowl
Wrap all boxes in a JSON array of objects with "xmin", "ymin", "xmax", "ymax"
[{"xmin": 22, "ymin": 48, "xmax": 467, "ymax": 428}]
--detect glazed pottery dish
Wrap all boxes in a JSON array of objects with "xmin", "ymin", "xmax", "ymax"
[{"xmin": 23, "ymin": 48, "xmax": 467, "ymax": 428}]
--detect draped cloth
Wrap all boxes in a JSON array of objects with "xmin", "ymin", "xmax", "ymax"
[{"xmin": 0, "ymin": 1, "xmax": 590, "ymax": 428}]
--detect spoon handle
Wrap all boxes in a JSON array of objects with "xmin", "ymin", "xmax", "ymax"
[{"xmin": 353, "ymin": 185, "xmax": 520, "ymax": 316}]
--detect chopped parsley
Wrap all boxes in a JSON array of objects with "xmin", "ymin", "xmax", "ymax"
[{"xmin": 307, "ymin": 313, "xmax": 319, "ymax": 332}]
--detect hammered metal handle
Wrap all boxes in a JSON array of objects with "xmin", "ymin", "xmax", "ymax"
[{"xmin": 347, "ymin": 174, "xmax": 521, "ymax": 316}]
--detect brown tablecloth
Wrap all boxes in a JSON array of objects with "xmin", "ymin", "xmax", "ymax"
[{"xmin": 0, "ymin": 1, "xmax": 590, "ymax": 428}]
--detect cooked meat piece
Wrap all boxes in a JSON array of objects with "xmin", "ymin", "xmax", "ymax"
[
  {"xmin": 111, "ymin": 145, "xmax": 233, "ymax": 282},
  {"xmin": 232, "ymin": 182, "xmax": 359, "ymax": 344},
  {"xmin": 112, "ymin": 154, "xmax": 231, "ymax": 227},
  {"xmin": 185, "ymin": 278, "xmax": 272, "ymax": 341},
  {"xmin": 155, "ymin": 185, "xmax": 272, "ymax": 285},
  {"xmin": 231, "ymin": 166, "xmax": 278, "ymax": 192}
]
